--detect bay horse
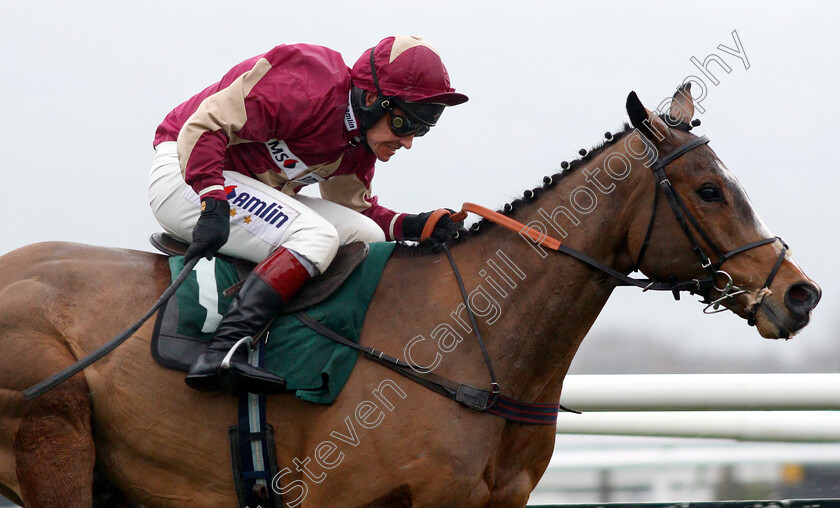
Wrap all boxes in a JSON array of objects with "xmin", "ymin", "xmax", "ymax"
[{"xmin": 0, "ymin": 86, "xmax": 820, "ymax": 507}]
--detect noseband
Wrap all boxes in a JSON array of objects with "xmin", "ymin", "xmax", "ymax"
[{"xmin": 633, "ymin": 134, "xmax": 788, "ymax": 325}]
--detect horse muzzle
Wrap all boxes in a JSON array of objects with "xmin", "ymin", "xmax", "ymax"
[
  {"xmin": 785, "ymin": 281, "xmax": 822, "ymax": 318},
  {"xmin": 754, "ymin": 280, "xmax": 821, "ymax": 339}
]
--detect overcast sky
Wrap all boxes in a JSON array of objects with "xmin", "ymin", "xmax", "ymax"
[{"xmin": 2, "ymin": 1, "xmax": 837, "ymax": 371}]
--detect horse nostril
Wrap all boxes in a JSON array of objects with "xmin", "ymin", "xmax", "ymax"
[{"xmin": 785, "ymin": 282, "xmax": 821, "ymax": 315}]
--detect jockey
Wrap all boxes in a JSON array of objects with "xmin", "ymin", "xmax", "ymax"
[{"xmin": 148, "ymin": 35, "xmax": 468, "ymax": 393}]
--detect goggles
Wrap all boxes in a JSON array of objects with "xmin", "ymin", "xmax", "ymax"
[
  {"xmin": 388, "ymin": 111, "xmax": 428, "ymax": 137},
  {"xmin": 385, "ymin": 100, "xmax": 444, "ymax": 137}
]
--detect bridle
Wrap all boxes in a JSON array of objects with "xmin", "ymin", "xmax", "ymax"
[
  {"xmin": 439, "ymin": 133, "xmax": 789, "ymax": 327},
  {"xmin": 631, "ymin": 134, "xmax": 788, "ymax": 325}
]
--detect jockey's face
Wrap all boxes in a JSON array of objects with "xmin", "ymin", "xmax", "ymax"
[
  {"xmin": 364, "ymin": 93, "xmax": 415, "ymax": 162},
  {"xmin": 366, "ymin": 111, "xmax": 415, "ymax": 162}
]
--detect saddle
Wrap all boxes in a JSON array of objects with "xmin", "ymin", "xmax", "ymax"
[
  {"xmin": 149, "ymin": 233, "xmax": 371, "ymax": 372},
  {"xmin": 149, "ymin": 232, "xmax": 369, "ymax": 314}
]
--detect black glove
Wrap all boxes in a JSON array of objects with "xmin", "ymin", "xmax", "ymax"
[
  {"xmin": 184, "ymin": 197, "xmax": 230, "ymax": 263},
  {"xmin": 401, "ymin": 209, "xmax": 465, "ymax": 243}
]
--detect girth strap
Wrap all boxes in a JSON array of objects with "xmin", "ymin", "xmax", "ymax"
[
  {"xmin": 295, "ymin": 311, "xmax": 580, "ymax": 423},
  {"xmin": 294, "ymin": 311, "xmax": 463, "ymax": 403},
  {"xmin": 229, "ymin": 342, "xmax": 282, "ymax": 508}
]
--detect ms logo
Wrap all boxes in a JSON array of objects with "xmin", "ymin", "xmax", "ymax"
[{"xmin": 265, "ymin": 139, "xmax": 308, "ymax": 178}]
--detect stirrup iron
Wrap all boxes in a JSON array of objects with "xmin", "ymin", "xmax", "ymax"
[{"xmin": 220, "ymin": 336, "xmax": 254, "ymax": 370}]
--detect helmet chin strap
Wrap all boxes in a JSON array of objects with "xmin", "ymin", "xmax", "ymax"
[
  {"xmin": 348, "ymin": 87, "xmax": 377, "ymax": 155},
  {"xmin": 369, "ymin": 46, "xmax": 392, "ymax": 109},
  {"xmin": 350, "ymin": 86, "xmax": 380, "ymax": 131},
  {"xmin": 348, "ymin": 48, "xmax": 393, "ymax": 142}
]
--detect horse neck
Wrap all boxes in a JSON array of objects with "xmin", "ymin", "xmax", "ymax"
[{"xmin": 441, "ymin": 132, "xmax": 652, "ymax": 403}]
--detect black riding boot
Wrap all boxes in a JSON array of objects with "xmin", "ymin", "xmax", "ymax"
[{"xmin": 184, "ymin": 247, "xmax": 312, "ymax": 393}]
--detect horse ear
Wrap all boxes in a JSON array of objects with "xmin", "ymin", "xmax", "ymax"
[
  {"xmin": 668, "ymin": 83, "xmax": 694, "ymax": 124},
  {"xmin": 626, "ymin": 91, "xmax": 667, "ymax": 142}
]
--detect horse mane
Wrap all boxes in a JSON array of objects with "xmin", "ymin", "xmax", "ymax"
[{"xmin": 393, "ymin": 122, "xmax": 642, "ymax": 258}]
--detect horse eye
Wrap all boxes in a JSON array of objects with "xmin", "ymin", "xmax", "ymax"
[{"xmin": 697, "ymin": 185, "xmax": 723, "ymax": 202}]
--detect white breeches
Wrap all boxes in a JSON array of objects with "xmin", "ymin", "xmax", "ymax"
[{"xmin": 148, "ymin": 142, "xmax": 385, "ymax": 273}]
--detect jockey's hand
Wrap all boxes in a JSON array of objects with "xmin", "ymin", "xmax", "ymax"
[
  {"xmin": 185, "ymin": 198, "xmax": 230, "ymax": 264},
  {"xmin": 401, "ymin": 209, "xmax": 465, "ymax": 243}
]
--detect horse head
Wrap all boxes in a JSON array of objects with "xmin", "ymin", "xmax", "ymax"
[{"xmin": 624, "ymin": 84, "xmax": 820, "ymax": 339}]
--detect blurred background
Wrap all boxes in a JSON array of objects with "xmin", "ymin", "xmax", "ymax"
[{"xmin": 1, "ymin": 1, "xmax": 837, "ymax": 505}]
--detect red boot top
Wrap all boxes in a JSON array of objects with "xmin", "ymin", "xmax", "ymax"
[{"xmin": 253, "ymin": 247, "xmax": 312, "ymax": 304}]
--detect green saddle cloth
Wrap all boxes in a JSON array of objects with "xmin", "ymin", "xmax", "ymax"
[{"xmin": 167, "ymin": 242, "xmax": 395, "ymax": 404}]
